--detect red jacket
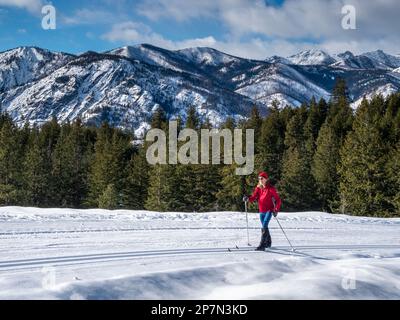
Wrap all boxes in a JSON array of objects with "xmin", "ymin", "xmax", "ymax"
[{"xmin": 249, "ymin": 184, "xmax": 282, "ymax": 213}]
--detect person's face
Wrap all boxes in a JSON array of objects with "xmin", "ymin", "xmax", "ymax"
[{"xmin": 258, "ymin": 176, "xmax": 267, "ymax": 185}]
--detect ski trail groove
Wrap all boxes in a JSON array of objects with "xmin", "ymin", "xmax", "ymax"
[
  {"xmin": 0, "ymin": 226, "xmax": 325, "ymax": 236},
  {"xmin": 0, "ymin": 244, "xmax": 399, "ymax": 271}
]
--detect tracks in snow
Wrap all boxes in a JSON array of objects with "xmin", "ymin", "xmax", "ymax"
[
  {"xmin": 0, "ymin": 226, "xmax": 325, "ymax": 236},
  {"xmin": 1, "ymin": 244, "xmax": 399, "ymax": 271}
]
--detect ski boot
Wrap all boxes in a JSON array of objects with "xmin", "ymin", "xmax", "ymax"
[
  {"xmin": 265, "ymin": 228, "xmax": 272, "ymax": 248},
  {"xmin": 255, "ymin": 228, "xmax": 268, "ymax": 251}
]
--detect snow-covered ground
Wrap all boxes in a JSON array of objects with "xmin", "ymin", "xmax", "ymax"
[{"xmin": 0, "ymin": 207, "xmax": 399, "ymax": 300}]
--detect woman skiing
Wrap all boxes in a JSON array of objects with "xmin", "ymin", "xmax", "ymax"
[{"xmin": 243, "ymin": 172, "xmax": 282, "ymax": 251}]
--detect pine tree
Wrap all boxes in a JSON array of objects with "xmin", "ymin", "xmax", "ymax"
[
  {"xmin": 52, "ymin": 120, "xmax": 92, "ymax": 208},
  {"xmin": 246, "ymin": 106, "xmax": 263, "ymax": 152},
  {"xmin": 37, "ymin": 117, "xmax": 61, "ymax": 206},
  {"xmin": 312, "ymin": 123, "xmax": 340, "ymax": 211},
  {"xmin": 87, "ymin": 123, "xmax": 133, "ymax": 207},
  {"xmin": 386, "ymin": 143, "xmax": 400, "ymax": 215},
  {"xmin": 216, "ymin": 164, "xmax": 246, "ymax": 211},
  {"xmin": 23, "ymin": 127, "xmax": 50, "ymax": 206},
  {"xmin": 257, "ymin": 104, "xmax": 286, "ymax": 184},
  {"xmin": 124, "ymin": 145, "xmax": 150, "ymax": 209},
  {"xmin": 338, "ymin": 98, "xmax": 392, "ymax": 216},
  {"xmin": 220, "ymin": 116, "xmax": 236, "ymax": 131},
  {"xmin": 304, "ymin": 97, "xmax": 329, "ymax": 161},
  {"xmin": 279, "ymin": 112, "xmax": 316, "ymax": 210},
  {"xmin": 0, "ymin": 118, "xmax": 23, "ymax": 205},
  {"xmin": 312, "ymin": 80, "xmax": 353, "ymax": 212},
  {"xmin": 331, "ymin": 78, "xmax": 350, "ymax": 104},
  {"xmin": 145, "ymin": 164, "xmax": 175, "ymax": 211},
  {"xmin": 150, "ymin": 106, "xmax": 168, "ymax": 129},
  {"xmin": 98, "ymin": 184, "xmax": 119, "ymax": 210},
  {"xmin": 326, "ymin": 79, "xmax": 354, "ymax": 142},
  {"xmin": 213, "ymin": 118, "xmax": 246, "ymax": 211},
  {"xmin": 185, "ymin": 105, "xmax": 200, "ymax": 129}
]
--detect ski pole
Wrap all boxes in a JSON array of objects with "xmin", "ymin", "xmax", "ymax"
[
  {"xmin": 274, "ymin": 215, "xmax": 296, "ymax": 252},
  {"xmin": 245, "ymin": 201, "xmax": 251, "ymax": 246}
]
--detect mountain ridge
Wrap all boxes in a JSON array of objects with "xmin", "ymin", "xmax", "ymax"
[{"xmin": 1, "ymin": 44, "xmax": 399, "ymax": 134}]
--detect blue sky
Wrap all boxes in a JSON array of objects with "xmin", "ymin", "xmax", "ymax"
[{"xmin": 0, "ymin": 0, "xmax": 398, "ymax": 59}]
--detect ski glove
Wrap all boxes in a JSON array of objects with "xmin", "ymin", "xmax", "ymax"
[
  {"xmin": 243, "ymin": 195, "xmax": 249, "ymax": 202},
  {"xmin": 273, "ymin": 211, "xmax": 278, "ymax": 217}
]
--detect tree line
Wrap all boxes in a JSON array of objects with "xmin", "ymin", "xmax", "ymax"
[{"xmin": 0, "ymin": 79, "xmax": 399, "ymax": 216}]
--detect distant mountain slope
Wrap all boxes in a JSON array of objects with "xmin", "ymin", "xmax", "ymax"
[{"xmin": 1, "ymin": 44, "xmax": 399, "ymax": 132}]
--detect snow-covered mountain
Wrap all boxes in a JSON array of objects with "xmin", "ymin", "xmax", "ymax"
[
  {"xmin": 1, "ymin": 49, "xmax": 256, "ymax": 134},
  {"xmin": 287, "ymin": 49, "xmax": 337, "ymax": 66},
  {"xmin": 0, "ymin": 47, "xmax": 74, "ymax": 92},
  {"xmin": 362, "ymin": 50, "xmax": 400, "ymax": 69},
  {"xmin": 332, "ymin": 50, "xmax": 400, "ymax": 70},
  {"xmin": 1, "ymin": 45, "xmax": 399, "ymax": 133},
  {"xmin": 265, "ymin": 55, "xmax": 291, "ymax": 65}
]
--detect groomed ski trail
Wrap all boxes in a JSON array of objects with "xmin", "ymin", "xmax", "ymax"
[{"xmin": 1, "ymin": 244, "xmax": 400, "ymax": 271}]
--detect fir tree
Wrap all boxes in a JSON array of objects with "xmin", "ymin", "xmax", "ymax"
[
  {"xmin": 98, "ymin": 184, "xmax": 119, "ymax": 210},
  {"xmin": 312, "ymin": 123, "xmax": 340, "ymax": 211},
  {"xmin": 87, "ymin": 123, "xmax": 133, "ymax": 207},
  {"xmin": 124, "ymin": 145, "xmax": 150, "ymax": 209},
  {"xmin": 52, "ymin": 120, "xmax": 92, "ymax": 208},
  {"xmin": 37, "ymin": 117, "xmax": 61, "ymax": 206},
  {"xmin": 0, "ymin": 118, "xmax": 23, "ymax": 205},
  {"xmin": 279, "ymin": 113, "xmax": 316, "ymax": 210},
  {"xmin": 312, "ymin": 80, "xmax": 353, "ymax": 212},
  {"xmin": 246, "ymin": 106, "xmax": 263, "ymax": 152},
  {"xmin": 304, "ymin": 97, "xmax": 329, "ymax": 161},
  {"xmin": 338, "ymin": 98, "xmax": 392, "ymax": 216},
  {"xmin": 23, "ymin": 127, "xmax": 50, "ymax": 206},
  {"xmin": 145, "ymin": 164, "xmax": 175, "ymax": 211},
  {"xmin": 216, "ymin": 164, "xmax": 246, "ymax": 211},
  {"xmin": 185, "ymin": 105, "xmax": 200, "ymax": 129},
  {"xmin": 150, "ymin": 106, "xmax": 168, "ymax": 129},
  {"xmin": 257, "ymin": 104, "xmax": 286, "ymax": 184}
]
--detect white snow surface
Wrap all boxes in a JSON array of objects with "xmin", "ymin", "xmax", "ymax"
[
  {"xmin": 287, "ymin": 49, "xmax": 337, "ymax": 66},
  {"xmin": 350, "ymin": 83, "xmax": 399, "ymax": 109},
  {"xmin": 0, "ymin": 207, "xmax": 399, "ymax": 300}
]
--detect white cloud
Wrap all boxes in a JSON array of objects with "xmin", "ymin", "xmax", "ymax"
[
  {"xmin": 101, "ymin": 21, "xmax": 319, "ymax": 59},
  {"xmin": 62, "ymin": 8, "xmax": 118, "ymax": 25},
  {"xmin": 134, "ymin": 0, "xmax": 400, "ymax": 56},
  {"xmin": 136, "ymin": 0, "xmax": 218, "ymax": 22},
  {"xmin": 0, "ymin": 0, "xmax": 43, "ymax": 13},
  {"xmin": 102, "ymin": 21, "xmax": 220, "ymax": 51}
]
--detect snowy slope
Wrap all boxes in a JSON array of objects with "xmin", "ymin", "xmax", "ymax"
[
  {"xmin": 0, "ymin": 207, "xmax": 399, "ymax": 300},
  {"xmin": 234, "ymin": 63, "xmax": 331, "ymax": 107},
  {"xmin": 265, "ymin": 55, "xmax": 291, "ymax": 65},
  {"xmin": 362, "ymin": 50, "xmax": 400, "ymax": 69},
  {"xmin": 332, "ymin": 50, "xmax": 400, "ymax": 70},
  {"xmin": 1, "ymin": 45, "xmax": 400, "ymax": 132},
  {"xmin": 0, "ymin": 47, "xmax": 73, "ymax": 92},
  {"xmin": 1, "ymin": 51, "xmax": 256, "ymax": 130},
  {"xmin": 350, "ymin": 83, "xmax": 399, "ymax": 109},
  {"xmin": 287, "ymin": 49, "xmax": 337, "ymax": 66}
]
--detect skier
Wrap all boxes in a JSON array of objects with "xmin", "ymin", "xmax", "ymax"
[{"xmin": 243, "ymin": 172, "xmax": 282, "ymax": 251}]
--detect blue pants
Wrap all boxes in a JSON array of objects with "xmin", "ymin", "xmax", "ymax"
[{"xmin": 260, "ymin": 212, "xmax": 272, "ymax": 229}]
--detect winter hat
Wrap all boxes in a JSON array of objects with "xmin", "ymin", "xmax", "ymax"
[{"xmin": 258, "ymin": 171, "xmax": 269, "ymax": 180}]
